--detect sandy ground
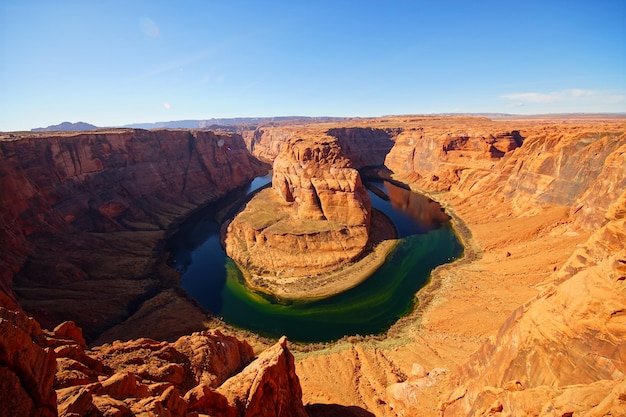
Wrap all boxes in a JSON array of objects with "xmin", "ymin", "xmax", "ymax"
[{"xmin": 294, "ymin": 192, "xmax": 589, "ymax": 416}]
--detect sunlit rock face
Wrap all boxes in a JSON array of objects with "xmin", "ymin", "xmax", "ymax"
[
  {"xmin": 0, "ymin": 309, "xmax": 305, "ymax": 417},
  {"xmin": 224, "ymin": 137, "xmax": 371, "ymax": 280},
  {"xmin": 380, "ymin": 121, "xmax": 626, "ymax": 417},
  {"xmin": 384, "ymin": 129, "xmax": 524, "ymax": 192},
  {"xmin": 272, "ymin": 138, "xmax": 371, "ymax": 226},
  {"xmin": 439, "ymin": 191, "xmax": 626, "ymax": 417}
]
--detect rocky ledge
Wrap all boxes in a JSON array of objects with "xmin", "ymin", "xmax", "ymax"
[{"xmin": 0, "ymin": 306, "xmax": 306, "ymax": 417}]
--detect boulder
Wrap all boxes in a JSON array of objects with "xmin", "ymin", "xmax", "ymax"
[
  {"xmin": 0, "ymin": 307, "xmax": 57, "ymax": 417},
  {"xmin": 53, "ymin": 321, "xmax": 87, "ymax": 349},
  {"xmin": 173, "ymin": 330, "xmax": 255, "ymax": 388},
  {"xmin": 218, "ymin": 337, "xmax": 307, "ymax": 417}
]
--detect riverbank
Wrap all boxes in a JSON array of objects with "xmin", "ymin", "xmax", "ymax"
[{"xmin": 237, "ymin": 209, "xmax": 399, "ymax": 301}]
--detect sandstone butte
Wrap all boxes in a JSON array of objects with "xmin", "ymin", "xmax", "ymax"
[
  {"xmin": 0, "ymin": 116, "xmax": 625, "ymax": 416},
  {"xmin": 223, "ymin": 135, "xmax": 399, "ymax": 300}
]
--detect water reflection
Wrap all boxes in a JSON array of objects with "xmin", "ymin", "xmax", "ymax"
[{"xmin": 368, "ymin": 180, "xmax": 450, "ymax": 237}]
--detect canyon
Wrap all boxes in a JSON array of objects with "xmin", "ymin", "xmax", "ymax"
[{"xmin": 1, "ymin": 116, "xmax": 625, "ymax": 416}]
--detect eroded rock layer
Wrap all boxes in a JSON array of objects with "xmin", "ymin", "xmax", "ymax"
[
  {"xmin": 224, "ymin": 137, "xmax": 372, "ymax": 282},
  {"xmin": 0, "ymin": 129, "xmax": 265, "ymax": 340}
]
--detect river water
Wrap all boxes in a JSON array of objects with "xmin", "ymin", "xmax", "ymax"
[{"xmin": 167, "ymin": 174, "xmax": 463, "ymax": 343}]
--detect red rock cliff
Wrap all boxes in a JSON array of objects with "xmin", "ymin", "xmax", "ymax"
[
  {"xmin": 440, "ymin": 189, "xmax": 626, "ymax": 416},
  {"xmin": 384, "ymin": 127, "xmax": 523, "ymax": 191},
  {"xmin": 0, "ymin": 129, "xmax": 265, "ymax": 339}
]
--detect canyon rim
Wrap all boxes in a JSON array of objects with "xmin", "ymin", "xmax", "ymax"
[{"xmin": 0, "ymin": 115, "xmax": 625, "ymax": 416}]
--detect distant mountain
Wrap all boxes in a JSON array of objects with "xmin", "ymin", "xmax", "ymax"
[
  {"xmin": 29, "ymin": 117, "xmax": 347, "ymax": 133},
  {"xmin": 122, "ymin": 116, "xmax": 345, "ymax": 130},
  {"xmin": 32, "ymin": 121, "xmax": 99, "ymax": 132},
  {"xmin": 29, "ymin": 114, "xmax": 625, "ymax": 133}
]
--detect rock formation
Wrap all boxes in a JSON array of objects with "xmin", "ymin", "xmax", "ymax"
[
  {"xmin": 0, "ymin": 307, "xmax": 57, "ymax": 417},
  {"xmin": 437, "ymin": 161, "xmax": 626, "ymax": 416},
  {"xmin": 1, "ymin": 303, "xmax": 306, "ymax": 417},
  {"xmin": 326, "ymin": 127, "xmax": 398, "ymax": 168},
  {"xmin": 384, "ymin": 125, "xmax": 524, "ymax": 192},
  {"xmin": 224, "ymin": 136, "xmax": 373, "ymax": 295},
  {"xmin": 243, "ymin": 126, "xmax": 296, "ymax": 163},
  {"xmin": 217, "ymin": 336, "xmax": 307, "ymax": 417}
]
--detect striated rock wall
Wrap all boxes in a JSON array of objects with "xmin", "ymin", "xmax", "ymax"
[
  {"xmin": 244, "ymin": 125, "xmax": 398, "ymax": 168},
  {"xmin": 497, "ymin": 131, "xmax": 626, "ymax": 227},
  {"xmin": 327, "ymin": 127, "xmax": 398, "ymax": 168},
  {"xmin": 385, "ymin": 122, "xmax": 626, "ymax": 230},
  {"xmin": 379, "ymin": 120, "xmax": 626, "ymax": 416},
  {"xmin": 0, "ymin": 129, "xmax": 261, "ymax": 236},
  {"xmin": 272, "ymin": 138, "xmax": 371, "ymax": 226},
  {"xmin": 384, "ymin": 128, "xmax": 523, "ymax": 192},
  {"xmin": 243, "ymin": 127, "xmax": 296, "ymax": 163},
  {"xmin": 0, "ymin": 129, "xmax": 265, "ymax": 339},
  {"xmin": 440, "ymin": 190, "xmax": 626, "ymax": 416}
]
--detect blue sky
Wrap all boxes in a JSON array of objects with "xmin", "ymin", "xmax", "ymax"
[{"xmin": 1, "ymin": 0, "xmax": 624, "ymax": 131}]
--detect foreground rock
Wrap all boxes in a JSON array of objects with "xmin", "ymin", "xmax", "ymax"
[
  {"xmin": 218, "ymin": 336, "xmax": 307, "ymax": 417},
  {"xmin": 1, "ymin": 306, "xmax": 306, "ymax": 417},
  {"xmin": 224, "ymin": 136, "xmax": 378, "ymax": 298},
  {"xmin": 0, "ymin": 307, "xmax": 57, "ymax": 417}
]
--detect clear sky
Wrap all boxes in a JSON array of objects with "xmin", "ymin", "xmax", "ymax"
[{"xmin": 1, "ymin": 0, "xmax": 625, "ymax": 131}]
